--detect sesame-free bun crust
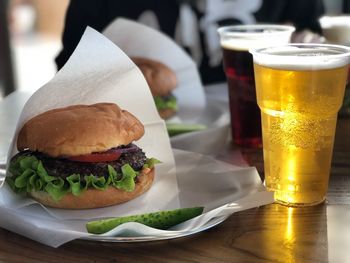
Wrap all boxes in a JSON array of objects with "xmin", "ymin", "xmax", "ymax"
[
  {"xmin": 29, "ymin": 167, "xmax": 154, "ymax": 209},
  {"xmin": 132, "ymin": 57, "xmax": 177, "ymax": 96},
  {"xmin": 17, "ymin": 103, "xmax": 144, "ymax": 157},
  {"xmin": 159, "ymin": 108, "xmax": 176, "ymax": 119}
]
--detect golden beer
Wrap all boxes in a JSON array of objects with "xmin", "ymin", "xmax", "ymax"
[{"xmin": 251, "ymin": 45, "xmax": 350, "ymax": 206}]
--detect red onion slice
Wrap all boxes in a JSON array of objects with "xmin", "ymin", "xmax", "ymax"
[{"xmin": 109, "ymin": 144, "xmax": 139, "ymax": 154}]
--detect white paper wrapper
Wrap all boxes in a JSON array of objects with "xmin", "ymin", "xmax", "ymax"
[
  {"xmin": 0, "ymin": 149, "xmax": 273, "ymax": 247},
  {"xmin": 103, "ymin": 18, "xmax": 206, "ymax": 122},
  {"xmin": 327, "ymin": 205, "xmax": 350, "ymax": 263},
  {"xmin": 102, "ymin": 18, "xmax": 231, "ymax": 154},
  {"xmin": 4, "ymin": 27, "xmax": 180, "ymax": 218}
]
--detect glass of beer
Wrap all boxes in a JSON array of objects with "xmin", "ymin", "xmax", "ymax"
[
  {"xmin": 250, "ymin": 44, "xmax": 350, "ymax": 206},
  {"xmin": 218, "ymin": 25, "xmax": 295, "ymax": 147}
]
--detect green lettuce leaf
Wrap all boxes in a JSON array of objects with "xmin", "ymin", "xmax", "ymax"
[
  {"xmin": 154, "ymin": 95, "xmax": 177, "ymax": 111},
  {"xmin": 7, "ymin": 155, "xmax": 160, "ymax": 202},
  {"xmin": 66, "ymin": 174, "xmax": 83, "ymax": 196},
  {"xmin": 143, "ymin": 158, "xmax": 161, "ymax": 169},
  {"xmin": 112, "ymin": 164, "xmax": 137, "ymax": 192},
  {"xmin": 45, "ymin": 177, "xmax": 69, "ymax": 201}
]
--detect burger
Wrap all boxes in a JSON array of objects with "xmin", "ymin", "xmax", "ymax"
[
  {"xmin": 7, "ymin": 103, "xmax": 159, "ymax": 209},
  {"xmin": 132, "ymin": 57, "xmax": 178, "ymax": 119}
]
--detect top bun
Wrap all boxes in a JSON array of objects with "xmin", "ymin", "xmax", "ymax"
[
  {"xmin": 17, "ymin": 103, "xmax": 144, "ymax": 157},
  {"xmin": 132, "ymin": 57, "xmax": 177, "ymax": 97}
]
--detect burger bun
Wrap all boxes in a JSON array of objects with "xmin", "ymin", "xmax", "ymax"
[
  {"xmin": 17, "ymin": 103, "xmax": 144, "ymax": 157},
  {"xmin": 132, "ymin": 57, "xmax": 177, "ymax": 97}
]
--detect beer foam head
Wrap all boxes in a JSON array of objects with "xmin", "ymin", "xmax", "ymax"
[
  {"xmin": 250, "ymin": 44, "xmax": 350, "ymax": 70},
  {"xmin": 218, "ymin": 25, "xmax": 295, "ymax": 51},
  {"xmin": 221, "ymin": 38, "xmax": 287, "ymax": 51}
]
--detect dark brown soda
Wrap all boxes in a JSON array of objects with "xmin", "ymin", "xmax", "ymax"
[{"xmin": 222, "ymin": 47, "xmax": 262, "ymax": 147}]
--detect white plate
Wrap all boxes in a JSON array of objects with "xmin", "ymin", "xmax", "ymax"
[
  {"xmin": 82, "ymin": 215, "xmax": 229, "ymax": 242},
  {"xmin": 169, "ymin": 99, "xmax": 230, "ymax": 155}
]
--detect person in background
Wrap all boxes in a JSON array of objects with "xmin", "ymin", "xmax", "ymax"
[
  {"xmin": 0, "ymin": 0, "xmax": 16, "ymax": 96},
  {"xmin": 56, "ymin": 0, "xmax": 325, "ymax": 85},
  {"xmin": 343, "ymin": 0, "xmax": 350, "ymax": 12}
]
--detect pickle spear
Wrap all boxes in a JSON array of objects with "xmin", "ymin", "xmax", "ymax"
[
  {"xmin": 86, "ymin": 207, "xmax": 204, "ymax": 234},
  {"xmin": 166, "ymin": 123, "xmax": 206, "ymax": 136}
]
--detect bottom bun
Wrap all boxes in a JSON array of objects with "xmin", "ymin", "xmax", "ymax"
[
  {"xmin": 159, "ymin": 108, "xmax": 176, "ymax": 119},
  {"xmin": 29, "ymin": 167, "xmax": 155, "ymax": 209}
]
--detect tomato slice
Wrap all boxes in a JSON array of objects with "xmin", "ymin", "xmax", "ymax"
[{"xmin": 68, "ymin": 151, "xmax": 122, "ymax": 163}]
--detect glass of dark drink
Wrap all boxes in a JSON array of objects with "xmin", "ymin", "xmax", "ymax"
[{"xmin": 218, "ymin": 25, "xmax": 295, "ymax": 147}]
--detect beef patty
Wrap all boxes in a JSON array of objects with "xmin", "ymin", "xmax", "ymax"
[{"xmin": 11, "ymin": 144, "xmax": 147, "ymax": 179}]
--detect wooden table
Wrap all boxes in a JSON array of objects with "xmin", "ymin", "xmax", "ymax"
[{"xmin": 0, "ymin": 95, "xmax": 350, "ymax": 262}]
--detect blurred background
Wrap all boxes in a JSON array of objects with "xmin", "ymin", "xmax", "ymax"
[
  {"xmin": 1, "ymin": 0, "xmax": 350, "ymax": 99},
  {"xmin": 1, "ymin": 0, "xmax": 69, "ymax": 96}
]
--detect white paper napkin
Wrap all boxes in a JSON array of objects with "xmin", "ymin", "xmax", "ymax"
[
  {"xmin": 103, "ymin": 18, "xmax": 206, "ymax": 123},
  {"xmin": 327, "ymin": 205, "xmax": 350, "ymax": 263},
  {"xmin": 0, "ymin": 149, "xmax": 273, "ymax": 247},
  {"xmin": 103, "ymin": 19, "xmax": 232, "ymax": 155},
  {"xmin": 4, "ymin": 27, "xmax": 180, "ymax": 217}
]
